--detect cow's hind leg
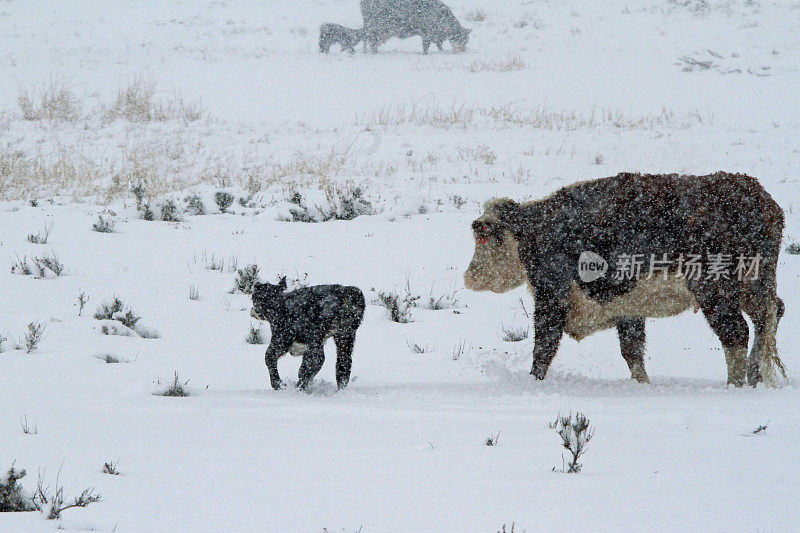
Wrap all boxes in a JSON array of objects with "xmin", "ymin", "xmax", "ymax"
[
  {"xmin": 698, "ymin": 294, "xmax": 749, "ymax": 387},
  {"xmin": 616, "ymin": 318, "xmax": 649, "ymax": 383},
  {"xmin": 333, "ymin": 332, "xmax": 356, "ymax": 389},
  {"xmin": 297, "ymin": 342, "xmax": 325, "ymax": 391},
  {"xmin": 743, "ymin": 294, "xmax": 784, "ymax": 387}
]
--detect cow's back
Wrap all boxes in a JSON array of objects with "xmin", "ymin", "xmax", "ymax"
[{"xmin": 518, "ymin": 172, "xmax": 783, "ymax": 300}]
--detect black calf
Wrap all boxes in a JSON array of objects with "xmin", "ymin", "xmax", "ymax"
[{"xmin": 251, "ymin": 278, "xmax": 365, "ymax": 390}]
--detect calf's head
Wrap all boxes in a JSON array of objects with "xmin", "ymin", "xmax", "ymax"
[
  {"xmin": 464, "ymin": 198, "xmax": 527, "ymax": 293},
  {"xmin": 251, "ymin": 277, "xmax": 287, "ymax": 321},
  {"xmin": 451, "ymin": 28, "xmax": 471, "ymax": 52}
]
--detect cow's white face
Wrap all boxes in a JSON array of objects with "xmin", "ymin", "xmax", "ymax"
[{"xmin": 463, "ymin": 210, "xmax": 527, "ymax": 293}]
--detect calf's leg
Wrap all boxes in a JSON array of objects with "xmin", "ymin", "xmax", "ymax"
[
  {"xmin": 297, "ymin": 343, "xmax": 325, "ymax": 390},
  {"xmin": 333, "ymin": 332, "xmax": 356, "ymax": 389},
  {"xmin": 265, "ymin": 339, "xmax": 290, "ymax": 390}
]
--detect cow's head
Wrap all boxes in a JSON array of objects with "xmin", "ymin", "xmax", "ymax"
[
  {"xmin": 251, "ymin": 276, "xmax": 287, "ymax": 321},
  {"xmin": 463, "ymin": 198, "xmax": 527, "ymax": 293},
  {"xmin": 451, "ymin": 28, "xmax": 471, "ymax": 52}
]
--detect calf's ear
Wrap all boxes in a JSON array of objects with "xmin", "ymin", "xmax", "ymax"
[{"xmin": 278, "ymin": 276, "xmax": 288, "ymax": 291}]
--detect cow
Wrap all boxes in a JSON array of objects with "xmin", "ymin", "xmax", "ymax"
[
  {"xmin": 251, "ymin": 278, "xmax": 365, "ymax": 391},
  {"xmin": 319, "ymin": 23, "xmax": 365, "ymax": 54},
  {"xmin": 361, "ymin": 0, "xmax": 471, "ymax": 54},
  {"xmin": 464, "ymin": 172, "xmax": 786, "ymax": 387}
]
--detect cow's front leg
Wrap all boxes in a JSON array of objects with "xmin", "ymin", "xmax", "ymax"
[
  {"xmin": 265, "ymin": 338, "xmax": 291, "ymax": 390},
  {"xmin": 530, "ymin": 285, "xmax": 568, "ymax": 380},
  {"xmin": 422, "ymin": 38, "xmax": 431, "ymax": 54},
  {"xmin": 297, "ymin": 342, "xmax": 325, "ymax": 391},
  {"xmin": 616, "ymin": 318, "xmax": 649, "ymax": 383}
]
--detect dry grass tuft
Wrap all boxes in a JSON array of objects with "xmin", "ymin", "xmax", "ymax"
[
  {"xmin": 102, "ymin": 79, "xmax": 202, "ymax": 124},
  {"xmin": 469, "ymin": 54, "xmax": 525, "ymax": 73},
  {"xmin": 17, "ymin": 81, "xmax": 81, "ymax": 122},
  {"xmin": 357, "ymin": 102, "xmax": 709, "ymax": 131}
]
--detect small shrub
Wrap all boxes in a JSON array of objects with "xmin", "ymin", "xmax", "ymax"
[
  {"xmin": 31, "ymin": 471, "xmax": 101, "ymax": 520},
  {"xmin": 159, "ymin": 199, "xmax": 181, "ymax": 222},
  {"xmin": 465, "ymin": 8, "xmax": 487, "ymax": 21},
  {"xmin": 786, "ymin": 242, "xmax": 800, "ymax": 255},
  {"xmin": 323, "ymin": 185, "xmax": 374, "ymax": 221},
  {"xmin": 102, "ymin": 461, "xmax": 119, "ymax": 476},
  {"xmin": 448, "ymin": 194, "xmax": 467, "ymax": 209},
  {"xmin": 10, "ymin": 255, "xmax": 32, "ymax": 276},
  {"xmin": 202, "ymin": 252, "xmax": 238, "ymax": 272},
  {"xmin": 27, "ymin": 222, "xmax": 52, "ymax": 244},
  {"xmin": 501, "ymin": 324, "xmax": 528, "ymax": 342},
  {"xmin": 407, "ymin": 340, "xmax": 431, "ymax": 353},
  {"xmin": 23, "ymin": 322, "xmax": 45, "ymax": 353},
  {"xmin": 184, "ymin": 194, "xmax": 206, "ymax": 215},
  {"xmin": 234, "ymin": 264, "xmax": 260, "ymax": 294},
  {"xmin": 752, "ymin": 421, "xmax": 769, "ymax": 434},
  {"xmin": 245, "ymin": 323, "xmax": 265, "ymax": 344},
  {"xmin": 550, "ymin": 412, "xmax": 594, "ymax": 473},
  {"xmin": 425, "ymin": 286, "xmax": 459, "ymax": 310},
  {"xmin": 92, "ymin": 214, "xmax": 116, "ymax": 233},
  {"xmin": 486, "ymin": 431, "xmax": 500, "ymax": 446},
  {"xmin": 157, "ymin": 372, "xmax": 190, "ymax": 397},
  {"xmin": 452, "ymin": 339, "xmax": 470, "ymax": 361},
  {"xmin": 374, "ymin": 283, "xmax": 420, "ymax": 323},
  {"xmin": 215, "ymin": 191, "xmax": 234, "ymax": 213},
  {"xmin": 32, "ymin": 253, "xmax": 64, "ymax": 277},
  {"xmin": 130, "ymin": 181, "xmax": 154, "ymax": 220},
  {"xmin": 287, "ymin": 272, "xmax": 309, "ymax": 290},
  {"xmin": 0, "ymin": 464, "xmax": 34, "ymax": 512},
  {"xmin": 285, "ymin": 186, "xmax": 374, "ymax": 223},
  {"xmin": 20, "ymin": 415, "xmax": 37, "ymax": 435},
  {"xmin": 188, "ymin": 284, "xmax": 200, "ymax": 301},
  {"xmin": 94, "ymin": 297, "xmax": 141, "ymax": 330}
]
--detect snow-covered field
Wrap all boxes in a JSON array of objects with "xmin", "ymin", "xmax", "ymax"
[{"xmin": 1, "ymin": 0, "xmax": 799, "ymax": 530}]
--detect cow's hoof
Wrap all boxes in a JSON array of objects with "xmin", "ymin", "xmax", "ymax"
[
  {"xmin": 747, "ymin": 366, "xmax": 761, "ymax": 387},
  {"xmin": 270, "ymin": 380, "xmax": 287, "ymax": 390}
]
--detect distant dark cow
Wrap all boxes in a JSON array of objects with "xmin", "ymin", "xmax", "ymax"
[
  {"xmin": 319, "ymin": 23, "xmax": 364, "ymax": 54},
  {"xmin": 251, "ymin": 278, "xmax": 365, "ymax": 390},
  {"xmin": 361, "ymin": 0, "xmax": 471, "ymax": 53},
  {"xmin": 464, "ymin": 172, "xmax": 786, "ymax": 387}
]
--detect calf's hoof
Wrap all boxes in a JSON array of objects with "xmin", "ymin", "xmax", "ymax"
[
  {"xmin": 530, "ymin": 365, "xmax": 547, "ymax": 380},
  {"xmin": 270, "ymin": 380, "xmax": 287, "ymax": 390}
]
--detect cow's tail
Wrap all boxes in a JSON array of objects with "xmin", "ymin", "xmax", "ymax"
[{"xmin": 758, "ymin": 296, "xmax": 786, "ymax": 388}]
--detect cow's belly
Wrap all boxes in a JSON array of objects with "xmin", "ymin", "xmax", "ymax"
[{"xmin": 563, "ymin": 276, "xmax": 697, "ymax": 341}]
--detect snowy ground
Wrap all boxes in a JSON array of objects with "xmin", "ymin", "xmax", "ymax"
[{"xmin": 1, "ymin": 0, "xmax": 799, "ymax": 531}]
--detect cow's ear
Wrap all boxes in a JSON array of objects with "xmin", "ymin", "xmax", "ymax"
[
  {"xmin": 278, "ymin": 276, "xmax": 288, "ymax": 291},
  {"xmin": 253, "ymin": 282, "xmax": 263, "ymax": 291}
]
